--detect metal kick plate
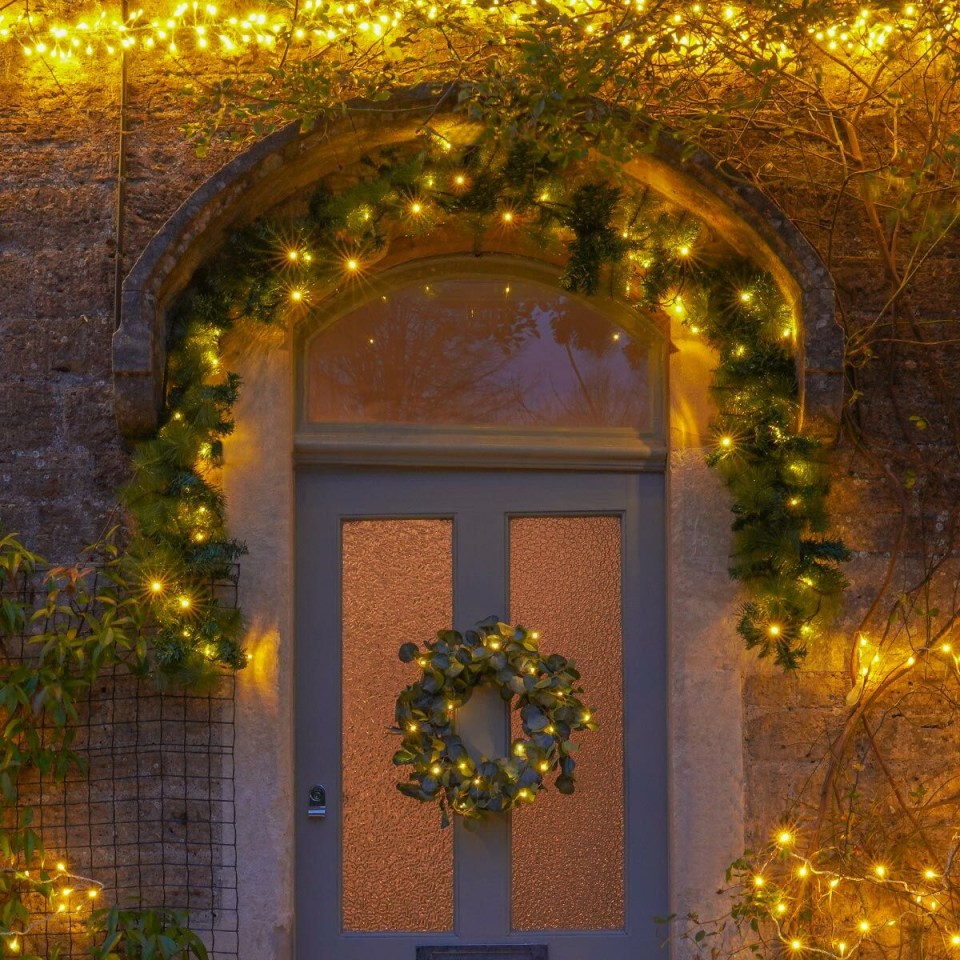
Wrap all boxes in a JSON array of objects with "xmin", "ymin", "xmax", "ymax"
[{"xmin": 416, "ymin": 948, "xmax": 547, "ymax": 960}]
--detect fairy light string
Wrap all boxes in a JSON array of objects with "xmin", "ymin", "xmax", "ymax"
[
  {"xmin": 0, "ymin": 0, "xmax": 956, "ymax": 72},
  {"xmin": 0, "ymin": 859, "xmax": 104, "ymax": 950},
  {"xmin": 682, "ymin": 633, "xmax": 960, "ymax": 960},
  {"xmin": 720, "ymin": 822, "xmax": 960, "ymax": 960}
]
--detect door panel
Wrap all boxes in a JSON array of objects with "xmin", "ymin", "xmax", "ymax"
[
  {"xmin": 295, "ymin": 469, "xmax": 667, "ymax": 959},
  {"xmin": 509, "ymin": 516, "xmax": 624, "ymax": 931},
  {"xmin": 341, "ymin": 519, "xmax": 454, "ymax": 931}
]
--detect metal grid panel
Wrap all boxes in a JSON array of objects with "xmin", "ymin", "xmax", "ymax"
[{"xmin": 5, "ymin": 569, "xmax": 239, "ymax": 960}]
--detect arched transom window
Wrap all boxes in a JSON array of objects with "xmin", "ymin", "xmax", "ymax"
[{"xmin": 296, "ymin": 256, "xmax": 665, "ymax": 468}]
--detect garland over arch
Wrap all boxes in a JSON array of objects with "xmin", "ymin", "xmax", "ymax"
[{"xmin": 121, "ymin": 135, "xmax": 847, "ymax": 678}]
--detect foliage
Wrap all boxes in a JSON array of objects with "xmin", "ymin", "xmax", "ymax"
[
  {"xmin": 120, "ymin": 319, "xmax": 248, "ymax": 678},
  {"xmin": 700, "ymin": 268, "xmax": 851, "ymax": 665},
  {"xmin": 151, "ymin": 135, "xmax": 845, "ymax": 665},
  {"xmin": 393, "ymin": 619, "xmax": 596, "ymax": 825},
  {"xmin": 0, "ymin": 532, "xmax": 139, "ymax": 953},
  {"xmin": 92, "ymin": 907, "xmax": 209, "ymax": 960}
]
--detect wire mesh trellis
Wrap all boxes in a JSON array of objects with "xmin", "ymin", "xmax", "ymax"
[{"xmin": 4, "ymin": 565, "xmax": 240, "ymax": 960}]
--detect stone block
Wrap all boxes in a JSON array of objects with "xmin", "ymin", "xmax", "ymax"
[
  {"xmin": 0, "ymin": 315, "xmax": 114, "ymax": 377},
  {"xmin": 0, "ymin": 380, "xmax": 60, "ymax": 450}
]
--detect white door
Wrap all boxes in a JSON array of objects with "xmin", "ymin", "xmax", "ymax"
[{"xmin": 295, "ymin": 467, "xmax": 667, "ymax": 959}]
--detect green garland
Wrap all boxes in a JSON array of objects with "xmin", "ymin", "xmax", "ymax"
[
  {"xmin": 124, "ymin": 135, "xmax": 847, "ymax": 674},
  {"xmin": 393, "ymin": 619, "xmax": 596, "ymax": 825}
]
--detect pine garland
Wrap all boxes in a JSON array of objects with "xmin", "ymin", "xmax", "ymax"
[{"xmin": 123, "ymin": 136, "xmax": 847, "ymax": 675}]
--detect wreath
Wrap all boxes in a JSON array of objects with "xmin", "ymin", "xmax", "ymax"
[{"xmin": 392, "ymin": 617, "xmax": 596, "ymax": 826}]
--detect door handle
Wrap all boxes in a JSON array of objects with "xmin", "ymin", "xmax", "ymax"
[{"xmin": 307, "ymin": 784, "xmax": 327, "ymax": 818}]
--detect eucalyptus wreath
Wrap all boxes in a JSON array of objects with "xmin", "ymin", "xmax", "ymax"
[{"xmin": 392, "ymin": 618, "xmax": 596, "ymax": 826}]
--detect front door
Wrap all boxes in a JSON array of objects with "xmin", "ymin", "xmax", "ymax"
[{"xmin": 295, "ymin": 467, "xmax": 666, "ymax": 959}]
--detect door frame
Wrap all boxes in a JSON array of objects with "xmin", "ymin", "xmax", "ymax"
[
  {"xmin": 294, "ymin": 467, "xmax": 668, "ymax": 959},
  {"xmin": 216, "ymin": 245, "xmax": 755, "ymax": 960}
]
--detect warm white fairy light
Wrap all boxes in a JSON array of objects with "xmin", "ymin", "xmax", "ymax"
[{"xmin": 0, "ymin": 0, "xmax": 947, "ymax": 79}]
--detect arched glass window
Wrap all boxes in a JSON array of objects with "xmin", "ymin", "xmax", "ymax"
[{"xmin": 297, "ymin": 258, "xmax": 665, "ymax": 467}]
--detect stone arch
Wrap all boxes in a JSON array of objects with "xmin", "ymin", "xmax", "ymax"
[
  {"xmin": 110, "ymin": 94, "xmax": 845, "ymax": 959},
  {"xmin": 113, "ymin": 90, "xmax": 843, "ymax": 440}
]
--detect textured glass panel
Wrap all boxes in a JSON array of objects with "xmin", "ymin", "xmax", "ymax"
[
  {"xmin": 509, "ymin": 516, "xmax": 624, "ymax": 931},
  {"xmin": 306, "ymin": 277, "xmax": 651, "ymax": 430},
  {"xmin": 341, "ymin": 519, "xmax": 453, "ymax": 931}
]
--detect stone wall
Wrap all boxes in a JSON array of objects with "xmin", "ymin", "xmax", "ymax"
[{"xmin": 2, "ymin": 53, "xmax": 957, "ymax": 959}]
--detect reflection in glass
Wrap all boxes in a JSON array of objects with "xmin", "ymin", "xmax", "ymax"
[{"xmin": 306, "ymin": 277, "xmax": 651, "ymax": 430}]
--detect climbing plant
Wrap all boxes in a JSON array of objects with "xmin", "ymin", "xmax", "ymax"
[{"xmin": 0, "ymin": 532, "xmax": 215, "ymax": 958}]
